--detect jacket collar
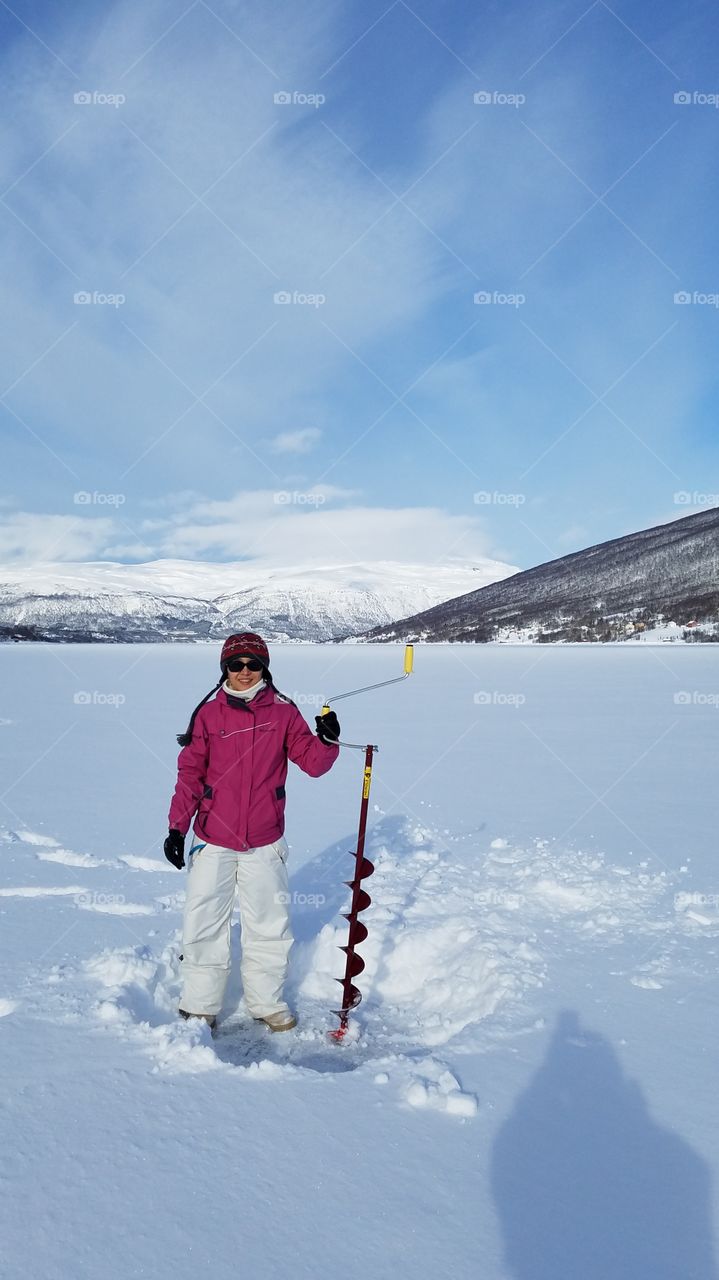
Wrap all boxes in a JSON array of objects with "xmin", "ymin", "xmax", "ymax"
[{"xmin": 219, "ymin": 683, "xmax": 274, "ymax": 712}]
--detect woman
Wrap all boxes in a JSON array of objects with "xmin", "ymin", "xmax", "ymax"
[{"xmin": 164, "ymin": 632, "xmax": 340, "ymax": 1033}]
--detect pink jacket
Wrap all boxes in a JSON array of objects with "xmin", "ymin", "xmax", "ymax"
[{"xmin": 168, "ymin": 685, "xmax": 339, "ymax": 853}]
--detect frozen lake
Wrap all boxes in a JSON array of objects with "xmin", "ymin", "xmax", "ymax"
[
  {"xmin": 1, "ymin": 642, "xmax": 717, "ymax": 1280},
  {"xmin": 1, "ymin": 641, "xmax": 715, "ymax": 869}
]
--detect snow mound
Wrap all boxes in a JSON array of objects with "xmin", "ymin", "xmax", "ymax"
[
  {"xmin": 119, "ymin": 855, "xmax": 174, "ymax": 873},
  {"xmin": 0, "ymin": 884, "xmax": 89, "ymax": 898},
  {"xmin": 36, "ymin": 848, "xmax": 111, "ymax": 868},
  {"xmin": 8, "ymin": 815, "xmax": 690, "ymax": 1114},
  {"xmin": 401, "ymin": 1060, "xmax": 478, "ymax": 1117},
  {"xmin": 6, "ymin": 829, "xmax": 59, "ymax": 847},
  {"xmin": 82, "ymin": 944, "xmax": 224, "ymax": 1074},
  {"xmin": 77, "ymin": 896, "xmax": 156, "ymax": 915},
  {"xmin": 296, "ymin": 822, "xmax": 674, "ymax": 1048}
]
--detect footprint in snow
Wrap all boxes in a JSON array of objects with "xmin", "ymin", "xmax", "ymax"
[
  {"xmin": 0, "ymin": 886, "xmax": 156, "ymax": 915},
  {"xmin": 0, "ymin": 885, "xmax": 88, "ymax": 898},
  {"xmin": 3, "ymin": 827, "xmax": 169, "ymax": 874},
  {"xmin": 119, "ymin": 855, "xmax": 173, "ymax": 873},
  {"xmin": 7, "ymin": 829, "xmax": 60, "ymax": 847},
  {"xmin": 76, "ymin": 897, "xmax": 155, "ymax": 915},
  {"xmin": 36, "ymin": 849, "xmax": 110, "ymax": 868}
]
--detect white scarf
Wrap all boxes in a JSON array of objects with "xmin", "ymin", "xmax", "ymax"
[{"xmin": 223, "ymin": 677, "xmax": 266, "ymax": 702}]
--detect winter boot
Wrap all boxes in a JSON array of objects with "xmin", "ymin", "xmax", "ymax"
[
  {"xmin": 255, "ymin": 1010, "xmax": 297, "ymax": 1032},
  {"xmin": 178, "ymin": 1008, "xmax": 217, "ymax": 1031}
]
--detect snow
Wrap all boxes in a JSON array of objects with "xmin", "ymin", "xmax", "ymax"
[
  {"xmin": 0, "ymin": 557, "xmax": 515, "ymax": 601},
  {"xmin": 627, "ymin": 618, "xmax": 719, "ymax": 643},
  {"xmin": 0, "ymin": 556, "xmax": 518, "ymax": 641},
  {"xmin": 492, "ymin": 619, "xmax": 716, "ymax": 644},
  {"xmin": 1, "ymin": 642, "xmax": 718, "ymax": 1279}
]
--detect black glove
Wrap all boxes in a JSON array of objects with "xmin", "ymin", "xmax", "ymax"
[
  {"xmin": 315, "ymin": 710, "xmax": 340, "ymax": 744},
  {"xmin": 164, "ymin": 828, "xmax": 186, "ymax": 870}
]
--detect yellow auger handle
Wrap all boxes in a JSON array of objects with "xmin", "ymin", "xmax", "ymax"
[{"xmin": 322, "ymin": 643, "xmax": 414, "ymax": 717}]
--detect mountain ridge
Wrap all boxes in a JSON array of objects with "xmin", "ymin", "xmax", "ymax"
[
  {"xmin": 361, "ymin": 508, "xmax": 719, "ymax": 644},
  {"xmin": 0, "ymin": 556, "xmax": 518, "ymax": 643}
]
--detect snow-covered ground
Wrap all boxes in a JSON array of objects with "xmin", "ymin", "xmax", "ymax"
[{"xmin": 1, "ymin": 642, "xmax": 717, "ymax": 1279}]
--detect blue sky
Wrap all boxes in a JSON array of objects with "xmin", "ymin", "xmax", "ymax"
[{"xmin": 1, "ymin": 0, "xmax": 718, "ymax": 573}]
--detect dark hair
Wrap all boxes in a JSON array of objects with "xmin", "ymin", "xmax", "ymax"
[
  {"xmin": 176, "ymin": 666, "xmax": 274, "ymax": 746},
  {"xmin": 176, "ymin": 678, "xmax": 223, "ymax": 746}
]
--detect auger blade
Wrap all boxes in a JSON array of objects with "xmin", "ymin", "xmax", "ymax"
[
  {"xmin": 343, "ymin": 887, "xmax": 372, "ymax": 912},
  {"xmin": 329, "ymin": 744, "xmax": 377, "ymax": 1042},
  {"xmin": 342, "ymin": 917, "xmax": 369, "ymax": 946},
  {"xmin": 339, "ymin": 947, "xmax": 365, "ymax": 978},
  {"xmin": 348, "ymin": 856, "xmax": 374, "ymax": 881},
  {"xmin": 333, "ymin": 983, "xmax": 362, "ymax": 1011}
]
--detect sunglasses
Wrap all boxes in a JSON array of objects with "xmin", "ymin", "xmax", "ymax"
[{"xmin": 226, "ymin": 657, "xmax": 264, "ymax": 673}]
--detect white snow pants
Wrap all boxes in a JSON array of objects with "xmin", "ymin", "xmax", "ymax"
[{"xmin": 180, "ymin": 837, "xmax": 293, "ymax": 1018}]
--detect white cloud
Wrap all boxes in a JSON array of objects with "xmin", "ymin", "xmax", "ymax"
[
  {"xmin": 101, "ymin": 541, "xmax": 157, "ymax": 559},
  {"xmin": 0, "ymin": 489, "xmax": 509, "ymax": 572},
  {"xmin": 150, "ymin": 488, "xmax": 500, "ymax": 567},
  {"xmin": 0, "ymin": 512, "xmax": 117, "ymax": 564},
  {"xmin": 269, "ymin": 428, "xmax": 322, "ymax": 454}
]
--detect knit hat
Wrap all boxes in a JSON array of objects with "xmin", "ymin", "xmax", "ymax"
[
  {"xmin": 220, "ymin": 632, "xmax": 270, "ymax": 670},
  {"xmin": 176, "ymin": 632, "xmax": 271, "ymax": 747}
]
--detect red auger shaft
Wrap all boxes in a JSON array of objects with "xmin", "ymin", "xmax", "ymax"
[{"xmin": 329, "ymin": 744, "xmax": 375, "ymax": 1041}]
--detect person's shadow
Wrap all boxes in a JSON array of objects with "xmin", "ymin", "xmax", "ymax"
[{"xmin": 491, "ymin": 1010, "xmax": 717, "ymax": 1280}]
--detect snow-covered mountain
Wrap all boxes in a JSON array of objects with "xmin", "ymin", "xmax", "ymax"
[
  {"xmin": 363, "ymin": 507, "xmax": 719, "ymax": 643},
  {"xmin": 0, "ymin": 556, "xmax": 518, "ymax": 643}
]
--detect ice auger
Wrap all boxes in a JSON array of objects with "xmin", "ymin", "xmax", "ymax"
[{"xmin": 323, "ymin": 644, "xmax": 414, "ymax": 1041}]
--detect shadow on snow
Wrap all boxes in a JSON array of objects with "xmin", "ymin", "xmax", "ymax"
[{"xmin": 491, "ymin": 1010, "xmax": 718, "ymax": 1280}]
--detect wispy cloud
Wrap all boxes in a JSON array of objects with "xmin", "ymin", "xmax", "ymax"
[
  {"xmin": 269, "ymin": 427, "xmax": 322, "ymax": 454},
  {"xmin": 0, "ymin": 487, "xmax": 507, "ymax": 571},
  {"xmin": 0, "ymin": 511, "xmax": 117, "ymax": 563},
  {"xmin": 153, "ymin": 488, "xmax": 499, "ymax": 565}
]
